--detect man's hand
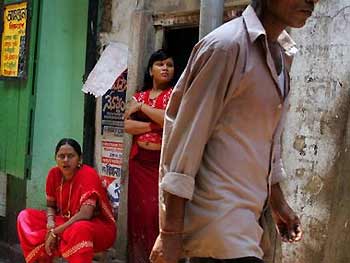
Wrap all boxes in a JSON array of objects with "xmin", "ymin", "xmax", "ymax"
[
  {"xmin": 272, "ymin": 203, "xmax": 302, "ymax": 243},
  {"xmin": 152, "ymin": 192, "xmax": 186, "ymax": 262},
  {"xmin": 150, "ymin": 233, "xmax": 183, "ymax": 263},
  {"xmin": 270, "ymin": 183, "xmax": 302, "ymax": 243}
]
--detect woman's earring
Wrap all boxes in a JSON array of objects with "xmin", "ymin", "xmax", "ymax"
[{"xmin": 77, "ymin": 163, "xmax": 81, "ymax": 168}]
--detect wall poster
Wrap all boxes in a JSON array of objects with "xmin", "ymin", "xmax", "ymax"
[
  {"xmin": 0, "ymin": 1, "xmax": 28, "ymax": 79},
  {"xmin": 100, "ymin": 69, "xmax": 127, "ymax": 215},
  {"xmin": 100, "ymin": 138, "xmax": 123, "ymax": 215},
  {"xmin": 101, "ymin": 69, "xmax": 127, "ymax": 137}
]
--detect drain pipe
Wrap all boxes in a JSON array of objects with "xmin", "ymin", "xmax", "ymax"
[{"xmin": 199, "ymin": 0, "xmax": 225, "ymax": 39}]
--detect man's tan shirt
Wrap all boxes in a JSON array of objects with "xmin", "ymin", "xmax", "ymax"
[{"xmin": 160, "ymin": 5, "xmax": 296, "ymax": 259}]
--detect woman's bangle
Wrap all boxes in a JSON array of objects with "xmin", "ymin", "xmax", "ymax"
[
  {"xmin": 49, "ymin": 229, "xmax": 57, "ymax": 238},
  {"xmin": 160, "ymin": 229, "xmax": 183, "ymax": 235},
  {"xmin": 47, "ymin": 223, "xmax": 55, "ymax": 229}
]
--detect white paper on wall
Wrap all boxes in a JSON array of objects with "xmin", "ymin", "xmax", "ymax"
[{"xmin": 82, "ymin": 42, "xmax": 128, "ymax": 97}]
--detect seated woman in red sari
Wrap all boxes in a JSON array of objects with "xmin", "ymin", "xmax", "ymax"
[
  {"xmin": 17, "ymin": 138, "xmax": 116, "ymax": 263},
  {"xmin": 124, "ymin": 49, "xmax": 175, "ymax": 263}
]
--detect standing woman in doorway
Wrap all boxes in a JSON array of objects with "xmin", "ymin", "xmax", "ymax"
[{"xmin": 124, "ymin": 50, "xmax": 176, "ymax": 263}]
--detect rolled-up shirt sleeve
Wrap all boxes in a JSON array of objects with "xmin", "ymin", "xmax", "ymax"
[{"xmin": 160, "ymin": 42, "xmax": 239, "ymax": 200}]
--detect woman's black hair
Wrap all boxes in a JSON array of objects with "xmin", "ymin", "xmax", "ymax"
[
  {"xmin": 55, "ymin": 138, "xmax": 82, "ymax": 157},
  {"xmin": 142, "ymin": 49, "xmax": 176, "ymax": 91}
]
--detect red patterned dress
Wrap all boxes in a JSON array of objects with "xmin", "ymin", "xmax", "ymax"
[
  {"xmin": 17, "ymin": 165, "xmax": 116, "ymax": 263},
  {"xmin": 128, "ymin": 87, "xmax": 172, "ymax": 263}
]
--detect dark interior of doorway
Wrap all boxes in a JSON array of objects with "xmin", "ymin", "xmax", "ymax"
[{"xmin": 163, "ymin": 27, "xmax": 199, "ymax": 84}]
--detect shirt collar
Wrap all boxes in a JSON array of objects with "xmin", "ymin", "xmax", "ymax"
[
  {"xmin": 277, "ymin": 30, "xmax": 298, "ymax": 56},
  {"xmin": 242, "ymin": 5, "xmax": 298, "ymax": 56},
  {"xmin": 242, "ymin": 5, "xmax": 266, "ymax": 43}
]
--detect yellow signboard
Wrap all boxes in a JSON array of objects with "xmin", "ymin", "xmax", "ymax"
[{"xmin": 0, "ymin": 2, "xmax": 27, "ymax": 78}]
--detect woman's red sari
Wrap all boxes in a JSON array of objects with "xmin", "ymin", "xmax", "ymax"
[
  {"xmin": 128, "ymin": 87, "xmax": 172, "ymax": 263},
  {"xmin": 17, "ymin": 165, "xmax": 116, "ymax": 263}
]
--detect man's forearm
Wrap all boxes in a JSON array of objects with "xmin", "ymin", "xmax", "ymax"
[
  {"xmin": 270, "ymin": 183, "xmax": 286, "ymax": 211},
  {"xmin": 160, "ymin": 191, "xmax": 186, "ymax": 232},
  {"xmin": 269, "ymin": 182, "xmax": 302, "ymax": 242}
]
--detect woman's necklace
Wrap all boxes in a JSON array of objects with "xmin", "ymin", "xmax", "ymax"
[
  {"xmin": 149, "ymin": 88, "xmax": 163, "ymax": 99},
  {"xmin": 60, "ymin": 176, "xmax": 73, "ymax": 219},
  {"xmin": 149, "ymin": 88, "xmax": 163, "ymax": 107}
]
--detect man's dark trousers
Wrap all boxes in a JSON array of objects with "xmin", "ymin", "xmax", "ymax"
[{"xmin": 190, "ymin": 257, "xmax": 264, "ymax": 263}]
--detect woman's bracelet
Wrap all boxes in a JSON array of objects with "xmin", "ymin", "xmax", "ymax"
[
  {"xmin": 47, "ymin": 210, "xmax": 55, "ymax": 216},
  {"xmin": 49, "ymin": 229, "xmax": 57, "ymax": 238},
  {"xmin": 160, "ymin": 229, "xmax": 183, "ymax": 235},
  {"xmin": 47, "ymin": 222, "xmax": 55, "ymax": 229}
]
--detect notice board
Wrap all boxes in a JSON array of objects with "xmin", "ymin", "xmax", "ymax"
[{"xmin": 0, "ymin": 1, "xmax": 28, "ymax": 79}]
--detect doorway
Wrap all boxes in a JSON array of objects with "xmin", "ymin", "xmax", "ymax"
[{"xmin": 163, "ymin": 26, "xmax": 199, "ymax": 83}]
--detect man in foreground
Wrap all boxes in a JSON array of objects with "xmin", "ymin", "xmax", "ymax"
[{"xmin": 150, "ymin": 0, "xmax": 319, "ymax": 262}]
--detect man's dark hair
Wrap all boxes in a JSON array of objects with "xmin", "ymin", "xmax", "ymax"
[
  {"xmin": 142, "ymin": 49, "xmax": 176, "ymax": 91},
  {"xmin": 251, "ymin": 0, "xmax": 258, "ymax": 6},
  {"xmin": 250, "ymin": 0, "xmax": 264, "ymax": 14}
]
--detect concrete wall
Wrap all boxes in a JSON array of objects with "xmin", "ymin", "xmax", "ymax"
[
  {"xmin": 150, "ymin": 0, "xmax": 200, "ymax": 13},
  {"xmin": 150, "ymin": 0, "xmax": 248, "ymax": 13},
  {"xmin": 94, "ymin": 1, "xmax": 135, "ymax": 260},
  {"xmin": 94, "ymin": 0, "xmax": 134, "ymax": 159},
  {"xmin": 282, "ymin": 1, "xmax": 350, "ymax": 262},
  {"xmin": 99, "ymin": 0, "xmax": 134, "ymax": 48}
]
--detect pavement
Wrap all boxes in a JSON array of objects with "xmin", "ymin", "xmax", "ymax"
[
  {"xmin": 0, "ymin": 242, "xmax": 125, "ymax": 263},
  {"xmin": 0, "ymin": 242, "xmax": 24, "ymax": 263}
]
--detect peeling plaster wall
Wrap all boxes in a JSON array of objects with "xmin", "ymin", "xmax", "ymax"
[
  {"xmin": 95, "ymin": 2, "xmax": 136, "ymax": 260},
  {"xmin": 95, "ymin": 0, "xmax": 135, "ymax": 172},
  {"xmin": 99, "ymin": 0, "xmax": 135, "ymax": 47},
  {"xmin": 150, "ymin": 0, "xmax": 200, "ymax": 13},
  {"xmin": 150, "ymin": 0, "xmax": 248, "ymax": 13},
  {"xmin": 281, "ymin": 1, "xmax": 350, "ymax": 262}
]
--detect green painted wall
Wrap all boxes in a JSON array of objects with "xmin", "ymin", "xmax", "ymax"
[
  {"xmin": 0, "ymin": 0, "xmax": 39, "ymax": 244},
  {"xmin": 27, "ymin": 0, "xmax": 88, "ymax": 208},
  {"xmin": 0, "ymin": 0, "xmax": 39, "ymax": 179}
]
